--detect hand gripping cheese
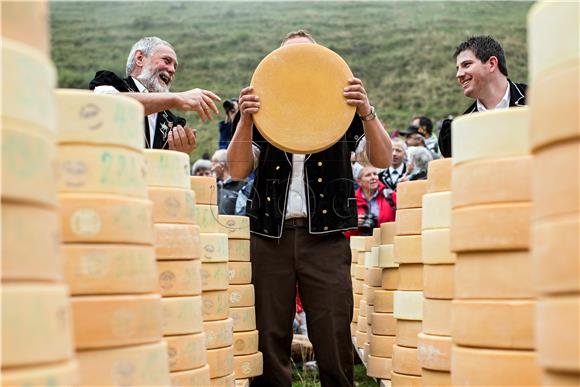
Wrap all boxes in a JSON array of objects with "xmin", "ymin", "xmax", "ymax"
[
  {"xmin": 421, "ymin": 229, "xmax": 456, "ymax": 264},
  {"xmin": 398, "ymin": 264, "xmax": 423, "ymax": 291},
  {"xmin": 393, "ymin": 345, "xmax": 421, "ymax": 376},
  {"xmin": 1, "ymin": 283, "xmax": 74, "ymax": 367},
  {"xmin": 378, "ymin": 244, "xmax": 399, "ymax": 268},
  {"xmin": 422, "ymin": 298, "xmax": 452, "ymax": 336},
  {"xmin": 2, "ymin": 39, "xmax": 57, "ymax": 136},
  {"xmin": 366, "ymin": 355, "xmax": 393, "ymax": 379},
  {"xmin": 157, "ymin": 259, "xmax": 202, "ymax": 296},
  {"xmin": 394, "ymin": 291, "xmax": 423, "ymax": 321},
  {"xmin": 63, "ymin": 244, "xmax": 157, "ymax": 295},
  {"xmin": 170, "ymin": 365, "xmax": 210, "ymax": 387},
  {"xmin": 203, "ymin": 290, "xmax": 230, "ymax": 321},
  {"xmin": 155, "ymin": 224, "xmax": 200, "ymax": 259},
  {"xmin": 371, "ymin": 312, "xmax": 396, "ymax": 336},
  {"xmin": 394, "ymin": 235, "xmax": 422, "ymax": 264},
  {"xmin": 57, "ymin": 145, "xmax": 147, "ymax": 197},
  {"xmin": 451, "ymin": 203, "xmax": 531, "ymax": 252},
  {"xmin": 196, "ymin": 205, "xmax": 221, "ymax": 232},
  {"xmin": 396, "ymin": 319, "xmax": 422, "ymax": 348},
  {"xmin": 2, "ymin": 127, "xmax": 58, "ymax": 207},
  {"xmin": 60, "ymin": 193, "xmax": 154, "ymax": 244},
  {"xmin": 395, "ymin": 208, "xmax": 423, "ymax": 236},
  {"xmin": 426, "ymin": 158, "xmax": 452, "ymax": 193},
  {"xmin": 380, "ymin": 222, "xmax": 396, "ymax": 244},
  {"xmin": 2, "ymin": 203, "xmax": 62, "ymax": 281},
  {"xmin": 1, "ymin": 360, "xmax": 79, "ymax": 387},
  {"xmin": 397, "ymin": 180, "xmax": 428, "ymax": 209},
  {"xmin": 422, "ymin": 264, "xmax": 454, "ymax": 299},
  {"xmin": 217, "ymin": 215, "xmax": 251, "ymax": 239},
  {"xmin": 452, "ymin": 156, "xmax": 532, "ymax": 208},
  {"xmin": 422, "ymin": 192, "xmax": 451, "ymax": 230},
  {"xmin": 417, "ymin": 333, "xmax": 452, "ymax": 372},
  {"xmin": 230, "ymin": 306, "xmax": 257, "ymax": 332},
  {"xmin": 451, "ymin": 346, "xmax": 542, "ymax": 386},
  {"xmin": 148, "ymin": 187, "xmax": 196, "ymax": 224},
  {"xmin": 233, "ymin": 352, "xmax": 263, "ymax": 378},
  {"xmin": 451, "ymin": 107, "xmax": 530, "ymax": 166},
  {"xmin": 200, "ymin": 233, "xmax": 229, "ymax": 262},
  {"xmin": 228, "ymin": 284, "xmax": 255, "ymax": 308},
  {"xmin": 55, "ymin": 89, "xmax": 144, "ymax": 150},
  {"xmin": 2, "ymin": 2, "xmax": 50, "ymax": 55},
  {"xmin": 161, "ymin": 296, "xmax": 203, "ymax": 335},
  {"xmin": 369, "ymin": 334, "xmax": 396, "ymax": 358},
  {"xmin": 204, "ymin": 318, "xmax": 234, "ymax": 349},
  {"xmin": 201, "ymin": 262, "xmax": 229, "ymax": 291},
  {"xmin": 374, "ymin": 290, "xmax": 394, "ymax": 313},
  {"xmin": 190, "ymin": 176, "xmax": 218, "ymax": 205},
  {"xmin": 210, "ymin": 372, "xmax": 235, "ymax": 386},
  {"xmin": 229, "ymin": 239, "xmax": 251, "ymax": 261},
  {"xmin": 391, "ymin": 371, "xmax": 421, "ymax": 386},
  {"xmin": 144, "ymin": 149, "xmax": 190, "ymax": 189},
  {"xmin": 381, "ymin": 267, "xmax": 400, "ymax": 290},
  {"xmin": 165, "ymin": 332, "xmax": 207, "ymax": 371},
  {"xmin": 77, "ymin": 341, "xmax": 171, "ymax": 386},
  {"xmin": 229, "ymin": 261, "xmax": 252, "ymax": 284},
  {"xmin": 207, "ymin": 345, "xmax": 234, "ymax": 378},
  {"xmin": 452, "ymin": 300, "xmax": 535, "ymax": 350}
]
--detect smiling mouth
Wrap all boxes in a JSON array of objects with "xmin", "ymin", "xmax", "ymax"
[
  {"xmin": 159, "ymin": 73, "xmax": 171, "ymax": 85},
  {"xmin": 461, "ymin": 79, "xmax": 471, "ymax": 88}
]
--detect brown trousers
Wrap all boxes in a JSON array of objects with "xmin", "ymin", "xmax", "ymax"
[{"xmin": 250, "ymin": 219, "xmax": 354, "ymax": 387}]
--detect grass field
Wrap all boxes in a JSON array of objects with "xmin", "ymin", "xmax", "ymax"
[{"xmin": 50, "ymin": 1, "xmax": 532, "ymax": 162}]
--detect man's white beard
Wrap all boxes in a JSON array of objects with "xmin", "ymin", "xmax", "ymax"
[{"xmin": 137, "ymin": 63, "xmax": 170, "ymax": 92}]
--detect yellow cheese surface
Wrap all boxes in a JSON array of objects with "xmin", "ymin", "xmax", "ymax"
[
  {"xmin": 366, "ymin": 354, "xmax": 393, "ymax": 379},
  {"xmin": 378, "ymin": 244, "xmax": 399, "ymax": 268},
  {"xmin": 543, "ymin": 371, "xmax": 580, "ymax": 386},
  {"xmin": 196, "ymin": 205, "xmax": 221, "ymax": 232},
  {"xmin": 421, "ymin": 229, "xmax": 456, "ymax": 264},
  {"xmin": 396, "ymin": 208, "xmax": 423, "ymax": 236},
  {"xmin": 393, "ymin": 345, "xmax": 421, "ymax": 376},
  {"xmin": 161, "ymin": 296, "xmax": 203, "ymax": 335},
  {"xmin": 155, "ymin": 224, "xmax": 200, "ymax": 259},
  {"xmin": 166, "ymin": 332, "xmax": 207, "ymax": 371},
  {"xmin": 200, "ymin": 233, "xmax": 229, "ymax": 262},
  {"xmin": 422, "ymin": 298, "xmax": 452, "ymax": 337},
  {"xmin": 398, "ymin": 263, "xmax": 423, "ymax": 291},
  {"xmin": 422, "ymin": 264, "xmax": 454, "ymax": 300},
  {"xmin": 371, "ymin": 312, "xmax": 396, "ymax": 336},
  {"xmin": 203, "ymin": 317, "xmax": 234, "ymax": 349},
  {"xmin": 233, "ymin": 351, "xmax": 263, "ymax": 379},
  {"xmin": 228, "ymin": 261, "xmax": 252, "ymax": 284},
  {"xmin": 210, "ymin": 372, "xmax": 236, "ymax": 386},
  {"xmin": 417, "ymin": 333, "xmax": 452, "ymax": 372},
  {"xmin": 422, "ymin": 192, "xmax": 451, "ymax": 230},
  {"xmin": 350, "ymin": 236, "xmax": 373, "ymax": 252},
  {"xmin": 170, "ymin": 365, "xmax": 211, "ymax": 387},
  {"xmin": 396, "ymin": 319, "xmax": 422, "ymax": 348},
  {"xmin": 148, "ymin": 187, "xmax": 196, "ymax": 224},
  {"xmin": 380, "ymin": 222, "xmax": 397, "ymax": 244},
  {"xmin": 374, "ymin": 290, "xmax": 395, "ymax": 313},
  {"xmin": 426, "ymin": 158, "xmax": 452, "ymax": 193},
  {"xmin": 365, "ymin": 266, "xmax": 383, "ymax": 287},
  {"xmin": 391, "ymin": 371, "xmax": 421, "ymax": 386},
  {"xmin": 228, "ymin": 284, "xmax": 255, "ymax": 308},
  {"xmin": 2, "ymin": 3, "xmax": 49, "ymax": 55},
  {"xmin": 229, "ymin": 239, "xmax": 251, "ymax": 262},
  {"xmin": 397, "ymin": 181, "xmax": 428, "ymax": 209},
  {"xmin": 202, "ymin": 290, "xmax": 230, "ymax": 321},
  {"xmin": 394, "ymin": 235, "xmax": 422, "ymax": 264},
  {"xmin": 369, "ymin": 334, "xmax": 396, "ymax": 358},
  {"xmin": 229, "ymin": 306, "xmax": 256, "ymax": 332},
  {"xmin": 381, "ymin": 267, "xmax": 400, "ymax": 290},
  {"xmin": 190, "ymin": 176, "xmax": 218, "ymax": 205},
  {"xmin": 157, "ymin": 259, "xmax": 202, "ymax": 297},
  {"xmin": 233, "ymin": 330, "xmax": 259, "ymax": 356},
  {"xmin": 144, "ymin": 149, "xmax": 191, "ymax": 189},
  {"xmin": 217, "ymin": 215, "xmax": 251, "ymax": 239},
  {"xmin": 201, "ymin": 262, "xmax": 229, "ymax": 291},
  {"xmin": 1, "ymin": 360, "xmax": 79, "ymax": 387},
  {"xmin": 207, "ymin": 345, "xmax": 234, "ymax": 378}
]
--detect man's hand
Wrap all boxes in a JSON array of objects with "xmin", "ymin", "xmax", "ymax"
[
  {"xmin": 176, "ymin": 88, "xmax": 221, "ymax": 122},
  {"xmin": 238, "ymin": 86, "xmax": 260, "ymax": 126},
  {"xmin": 343, "ymin": 77, "xmax": 372, "ymax": 116},
  {"xmin": 168, "ymin": 125, "xmax": 196, "ymax": 154}
]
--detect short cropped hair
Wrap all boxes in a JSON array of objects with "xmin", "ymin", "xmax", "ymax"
[
  {"xmin": 126, "ymin": 36, "xmax": 174, "ymax": 76},
  {"xmin": 413, "ymin": 116, "xmax": 433, "ymax": 135},
  {"xmin": 408, "ymin": 146, "xmax": 432, "ymax": 171},
  {"xmin": 212, "ymin": 149, "xmax": 228, "ymax": 165},
  {"xmin": 281, "ymin": 29, "xmax": 316, "ymax": 45},
  {"xmin": 191, "ymin": 159, "xmax": 211, "ymax": 176},
  {"xmin": 454, "ymin": 35, "xmax": 508, "ymax": 77}
]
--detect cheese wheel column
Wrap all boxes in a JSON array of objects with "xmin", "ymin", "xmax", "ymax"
[{"xmin": 350, "ymin": 236, "xmax": 372, "ymax": 352}]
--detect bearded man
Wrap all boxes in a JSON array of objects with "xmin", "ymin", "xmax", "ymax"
[{"xmin": 90, "ymin": 36, "xmax": 221, "ymax": 153}]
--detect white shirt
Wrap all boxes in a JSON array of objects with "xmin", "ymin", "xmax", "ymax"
[
  {"xmin": 388, "ymin": 163, "xmax": 405, "ymax": 182},
  {"xmin": 94, "ymin": 77, "xmax": 157, "ymax": 147},
  {"xmin": 476, "ymin": 84, "xmax": 510, "ymax": 112}
]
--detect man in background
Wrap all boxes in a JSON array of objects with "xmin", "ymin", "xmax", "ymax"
[
  {"xmin": 378, "ymin": 137, "xmax": 407, "ymax": 191},
  {"xmin": 411, "ymin": 115, "xmax": 440, "ymax": 157},
  {"xmin": 218, "ymin": 98, "xmax": 239, "ymax": 149},
  {"xmin": 211, "ymin": 149, "xmax": 246, "ymax": 214}
]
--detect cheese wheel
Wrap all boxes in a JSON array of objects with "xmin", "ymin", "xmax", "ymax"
[
  {"xmin": 230, "ymin": 307, "xmax": 256, "ymax": 332},
  {"xmin": 366, "ymin": 304, "xmax": 375, "ymax": 321},
  {"xmin": 355, "ymin": 264, "xmax": 366, "ymax": 280},
  {"xmin": 533, "ymin": 214, "xmax": 580, "ymax": 295},
  {"xmin": 398, "ymin": 264, "xmax": 423, "ymax": 291},
  {"xmin": 144, "ymin": 149, "xmax": 190, "ymax": 189},
  {"xmin": 422, "ymin": 299, "xmax": 452, "ymax": 337},
  {"xmin": 354, "ymin": 293, "xmax": 363, "ymax": 306},
  {"xmin": 381, "ymin": 222, "xmax": 397, "ymax": 244},
  {"xmin": 170, "ymin": 365, "xmax": 211, "ymax": 387},
  {"xmin": 1, "ymin": 360, "xmax": 79, "ymax": 387},
  {"xmin": 374, "ymin": 290, "xmax": 395, "ymax": 313},
  {"xmin": 233, "ymin": 330, "xmax": 259, "ymax": 356},
  {"xmin": 217, "ymin": 215, "xmax": 250, "ymax": 239},
  {"xmin": 190, "ymin": 176, "xmax": 218, "ymax": 205},
  {"xmin": 353, "ymin": 277, "xmax": 364, "ymax": 294},
  {"xmin": 357, "ymin": 315, "xmax": 368, "ymax": 333},
  {"xmin": 365, "ymin": 248, "xmax": 379, "ymax": 267},
  {"xmin": 372, "ymin": 227, "xmax": 382, "ymax": 247},
  {"xmin": 365, "ymin": 266, "xmax": 383, "ymax": 287},
  {"xmin": 204, "ymin": 317, "xmax": 234, "ymax": 349},
  {"xmin": 350, "ymin": 250, "xmax": 361, "ymax": 265},
  {"xmin": 1, "ymin": 203, "xmax": 62, "ymax": 281},
  {"xmin": 426, "ymin": 158, "xmax": 452, "ymax": 193},
  {"xmin": 536, "ymin": 296, "xmax": 580, "ymax": 372},
  {"xmin": 397, "ymin": 181, "xmax": 428, "ymax": 209},
  {"xmin": 228, "ymin": 261, "xmax": 252, "ymax": 284},
  {"xmin": 71, "ymin": 294, "xmax": 162, "ymax": 349},
  {"xmin": 210, "ymin": 372, "xmax": 235, "ymax": 386},
  {"xmin": 351, "ymin": 236, "xmax": 374, "ymax": 252},
  {"xmin": 155, "ymin": 224, "xmax": 200, "ymax": 259},
  {"xmin": 451, "ymin": 107, "xmax": 530, "ymax": 166},
  {"xmin": 229, "ymin": 239, "xmax": 250, "ymax": 262},
  {"xmin": 352, "ymin": 308, "xmax": 359, "ymax": 323},
  {"xmin": 235, "ymin": 378, "xmax": 250, "ymax": 387},
  {"xmin": 391, "ymin": 371, "xmax": 421, "ymax": 386},
  {"xmin": 542, "ymin": 371, "xmax": 580, "ymax": 386},
  {"xmin": 1, "ymin": 283, "xmax": 74, "ymax": 367},
  {"xmin": 417, "ymin": 333, "xmax": 451, "ymax": 372},
  {"xmin": 421, "ymin": 229, "xmax": 456, "ymax": 264},
  {"xmin": 148, "ymin": 187, "xmax": 196, "ymax": 224},
  {"xmin": 157, "ymin": 259, "xmax": 202, "ymax": 296},
  {"xmin": 201, "ymin": 262, "xmax": 229, "ymax": 291},
  {"xmin": 396, "ymin": 320, "xmax": 422, "ymax": 348},
  {"xmin": 57, "ymin": 145, "xmax": 147, "ymax": 197},
  {"xmin": 228, "ymin": 284, "xmax": 255, "ymax": 307},
  {"xmin": 361, "ymin": 290, "xmax": 371, "ymax": 308},
  {"xmin": 396, "ymin": 208, "xmax": 423, "ymax": 236},
  {"xmin": 422, "ymin": 369, "xmax": 451, "ymax": 387},
  {"xmin": 364, "ymin": 285, "xmax": 378, "ymax": 306},
  {"xmin": 207, "ymin": 345, "xmax": 234, "ymax": 378},
  {"xmin": 203, "ymin": 290, "xmax": 230, "ymax": 321},
  {"xmin": 451, "ymin": 346, "xmax": 542, "ymax": 386},
  {"xmin": 451, "ymin": 203, "xmax": 531, "ymax": 252},
  {"xmin": 355, "ymin": 330, "xmax": 366, "ymax": 348},
  {"xmin": 527, "ymin": 1, "xmax": 579, "ymax": 81},
  {"xmin": 455, "ymin": 251, "xmax": 534, "ymax": 299},
  {"xmin": 161, "ymin": 296, "xmax": 203, "ymax": 335},
  {"xmin": 2, "ymin": 127, "xmax": 58, "ymax": 207},
  {"xmin": 233, "ymin": 352, "xmax": 263, "ymax": 378},
  {"xmin": 422, "ymin": 264, "xmax": 454, "ymax": 300},
  {"xmin": 367, "ymin": 354, "xmax": 393, "ymax": 379},
  {"xmin": 452, "ymin": 156, "xmax": 532, "ymax": 208},
  {"xmin": 199, "ymin": 233, "xmax": 230, "ymax": 263},
  {"xmin": 421, "ymin": 192, "xmax": 451, "ymax": 230},
  {"xmin": 64, "ymin": 244, "xmax": 157, "ymax": 295},
  {"xmin": 369, "ymin": 334, "xmax": 396, "ymax": 358},
  {"xmin": 371, "ymin": 313, "xmax": 396, "ymax": 336},
  {"xmin": 2, "ymin": 3, "xmax": 49, "ymax": 55},
  {"xmin": 394, "ymin": 235, "xmax": 422, "ymax": 264},
  {"xmin": 532, "ymin": 141, "xmax": 579, "ymax": 220},
  {"xmin": 350, "ymin": 321, "xmax": 357, "ymax": 336},
  {"xmin": 382, "ymin": 267, "xmax": 400, "ymax": 290},
  {"xmin": 452, "ymin": 300, "xmax": 534, "ymax": 350},
  {"xmin": 55, "ymin": 89, "xmax": 144, "ymax": 150},
  {"xmin": 60, "ymin": 193, "xmax": 154, "ymax": 244},
  {"xmin": 196, "ymin": 205, "xmax": 220, "ymax": 232},
  {"xmin": 77, "ymin": 340, "xmax": 171, "ymax": 386},
  {"xmin": 166, "ymin": 332, "xmax": 207, "ymax": 371},
  {"xmin": 393, "ymin": 345, "xmax": 421, "ymax": 376},
  {"xmin": 378, "ymin": 244, "xmax": 399, "ymax": 268},
  {"xmin": 2, "ymin": 39, "xmax": 57, "ymax": 136}
]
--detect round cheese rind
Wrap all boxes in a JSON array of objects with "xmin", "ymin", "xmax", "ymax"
[
  {"xmin": 423, "ymin": 264, "xmax": 454, "ymax": 300},
  {"xmin": 542, "ymin": 371, "xmax": 580, "ymax": 386},
  {"xmin": 422, "ymin": 369, "xmax": 451, "ymax": 387},
  {"xmin": 155, "ymin": 224, "xmax": 201, "ymax": 259},
  {"xmin": 217, "ymin": 215, "xmax": 250, "ymax": 239},
  {"xmin": 229, "ymin": 261, "xmax": 252, "ymax": 284},
  {"xmin": 233, "ymin": 330, "xmax": 259, "ymax": 356},
  {"xmin": 202, "ymin": 290, "xmax": 230, "ymax": 321},
  {"xmin": 357, "ymin": 315, "xmax": 368, "ymax": 333},
  {"xmin": 393, "ymin": 345, "xmax": 421, "ymax": 376},
  {"xmin": 148, "ymin": 187, "xmax": 196, "ymax": 224},
  {"xmin": 1, "ymin": 360, "xmax": 79, "ymax": 386},
  {"xmin": 229, "ymin": 239, "xmax": 251, "ymax": 262},
  {"xmin": 2, "ymin": 127, "xmax": 58, "ymax": 207},
  {"xmin": 1, "ymin": 283, "xmax": 74, "ymax": 367},
  {"xmin": 417, "ymin": 333, "xmax": 452, "ymax": 371},
  {"xmin": 207, "ymin": 345, "xmax": 234, "ymax": 378},
  {"xmin": 426, "ymin": 158, "xmax": 452, "ymax": 193},
  {"xmin": 422, "ymin": 192, "xmax": 451, "ymax": 230},
  {"xmin": 200, "ymin": 233, "xmax": 229, "ymax": 262},
  {"xmin": 230, "ymin": 307, "xmax": 257, "ymax": 332},
  {"xmin": 369, "ymin": 334, "xmax": 396, "ymax": 358},
  {"xmin": 421, "ymin": 229, "xmax": 456, "ymax": 264},
  {"xmin": 2, "ymin": 4, "xmax": 50, "ymax": 55},
  {"xmin": 422, "ymin": 298, "xmax": 452, "ymax": 336},
  {"xmin": 396, "ymin": 319, "xmax": 422, "ymax": 348},
  {"xmin": 396, "ymin": 208, "xmax": 423, "ymax": 236},
  {"xmin": 381, "ymin": 267, "xmax": 400, "ymax": 290},
  {"xmin": 228, "ymin": 284, "xmax": 255, "ymax": 308},
  {"xmin": 64, "ymin": 244, "xmax": 157, "ymax": 295},
  {"xmin": 371, "ymin": 312, "xmax": 396, "ymax": 336},
  {"xmin": 350, "ymin": 236, "xmax": 373, "ymax": 252},
  {"xmin": 190, "ymin": 176, "xmax": 218, "ymax": 205},
  {"xmin": 397, "ymin": 181, "xmax": 428, "ymax": 209},
  {"xmin": 233, "ymin": 352, "xmax": 263, "ymax": 379},
  {"xmin": 391, "ymin": 371, "xmax": 421, "ymax": 386},
  {"xmin": 55, "ymin": 89, "xmax": 144, "ymax": 150},
  {"xmin": 210, "ymin": 372, "xmax": 235, "ymax": 386},
  {"xmin": 144, "ymin": 149, "xmax": 190, "ymax": 189},
  {"xmin": 398, "ymin": 263, "xmax": 423, "ymax": 291},
  {"xmin": 170, "ymin": 365, "xmax": 211, "ymax": 387},
  {"xmin": 366, "ymin": 354, "xmax": 393, "ymax": 379},
  {"xmin": 203, "ymin": 318, "xmax": 234, "ymax": 349},
  {"xmin": 165, "ymin": 332, "xmax": 207, "ymax": 371},
  {"xmin": 157, "ymin": 259, "xmax": 202, "ymax": 297},
  {"xmin": 365, "ymin": 267, "xmax": 383, "ymax": 287},
  {"xmin": 374, "ymin": 290, "xmax": 395, "ymax": 313},
  {"xmin": 196, "ymin": 205, "xmax": 220, "ymax": 232},
  {"xmin": 378, "ymin": 244, "xmax": 399, "ymax": 268},
  {"xmin": 380, "ymin": 222, "xmax": 397, "ymax": 244},
  {"xmin": 57, "ymin": 145, "xmax": 147, "ymax": 197},
  {"xmin": 394, "ymin": 235, "xmax": 422, "ymax": 264},
  {"xmin": 201, "ymin": 262, "xmax": 229, "ymax": 291},
  {"xmin": 161, "ymin": 296, "xmax": 203, "ymax": 335},
  {"xmin": 394, "ymin": 291, "xmax": 423, "ymax": 321}
]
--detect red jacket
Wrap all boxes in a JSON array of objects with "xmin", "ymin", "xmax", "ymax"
[{"xmin": 345, "ymin": 181, "xmax": 397, "ymax": 238}]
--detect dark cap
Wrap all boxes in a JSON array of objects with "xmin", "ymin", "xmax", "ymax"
[{"xmin": 400, "ymin": 125, "xmax": 428, "ymax": 137}]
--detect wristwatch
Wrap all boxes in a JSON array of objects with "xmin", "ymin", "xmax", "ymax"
[{"xmin": 359, "ymin": 106, "xmax": 376, "ymax": 121}]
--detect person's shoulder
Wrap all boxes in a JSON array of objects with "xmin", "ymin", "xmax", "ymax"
[{"xmin": 89, "ymin": 70, "xmax": 129, "ymax": 91}]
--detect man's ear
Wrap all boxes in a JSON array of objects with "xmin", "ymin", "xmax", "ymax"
[
  {"xmin": 487, "ymin": 55, "xmax": 499, "ymax": 73},
  {"xmin": 135, "ymin": 50, "xmax": 146, "ymax": 67}
]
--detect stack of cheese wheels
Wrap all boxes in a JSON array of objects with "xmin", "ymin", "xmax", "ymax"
[
  {"xmin": 362, "ymin": 228, "xmax": 383, "ymax": 364},
  {"xmin": 219, "ymin": 214, "xmax": 263, "ymax": 384},
  {"xmin": 528, "ymin": 2, "xmax": 580, "ymax": 386},
  {"xmin": 1, "ymin": 33, "xmax": 79, "ymax": 385},
  {"xmin": 350, "ymin": 235, "xmax": 373, "ymax": 353},
  {"xmin": 450, "ymin": 107, "xmax": 541, "ymax": 386},
  {"xmin": 417, "ymin": 158, "xmax": 454, "ymax": 385},
  {"xmin": 55, "ymin": 90, "xmax": 170, "ymax": 386},
  {"xmin": 146, "ymin": 149, "xmax": 211, "ymax": 386},
  {"xmin": 392, "ymin": 180, "xmax": 427, "ymax": 386},
  {"xmin": 366, "ymin": 223, "xmax": 398, "ymax": 381},
  {"xmin": 191, "ymin": 176, "xmax": 234, "ymax": 386}
]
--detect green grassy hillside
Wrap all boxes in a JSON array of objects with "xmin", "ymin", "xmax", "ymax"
[{"xmin": 50, "ymin": 1, "xmax": 532, "ymax": 162}]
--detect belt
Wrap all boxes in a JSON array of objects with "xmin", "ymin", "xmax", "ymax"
[{"xmin": 283, "ymin": 217, "xmax": 308, "ymax": 228}]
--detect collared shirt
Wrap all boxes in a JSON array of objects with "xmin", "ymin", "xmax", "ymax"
[
  {"xmin": 388, "ymin": 163, "xmax": 405, "ymax": 183},
  {"xmin": 476, "ymin": 84, "xmax": 511, "ymax": 112}
]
